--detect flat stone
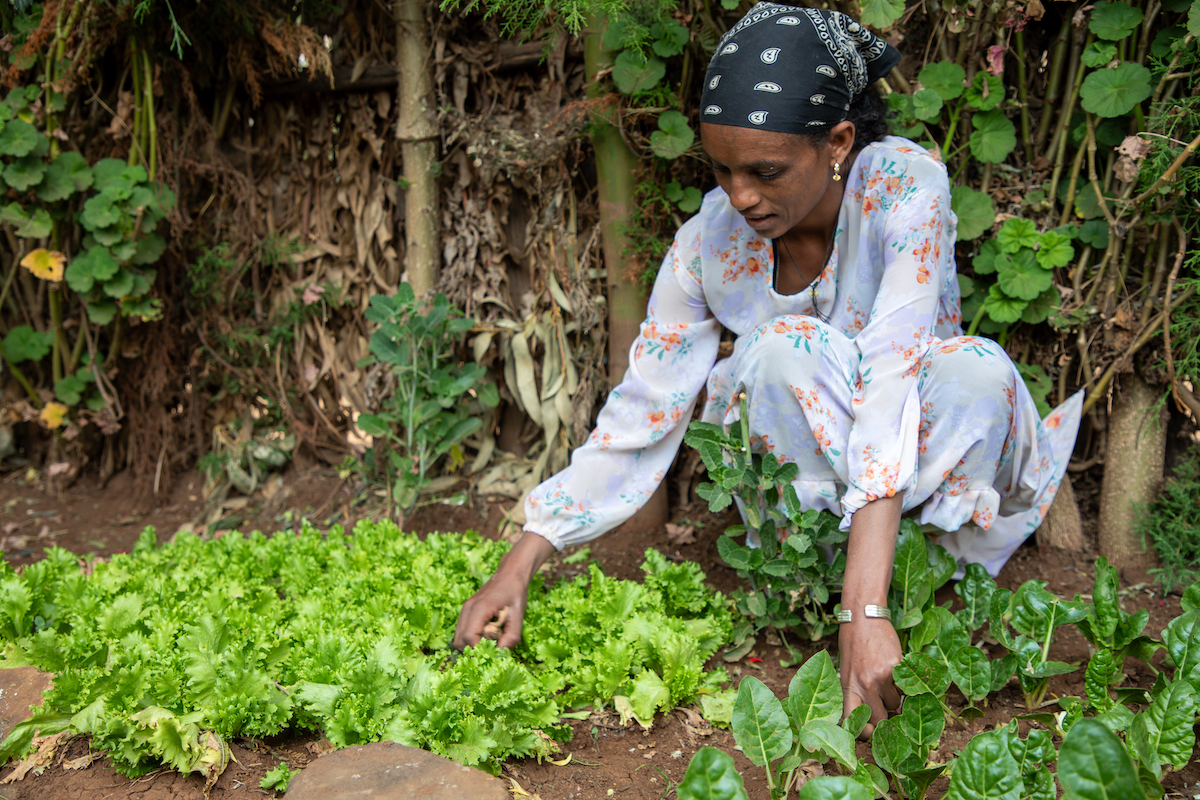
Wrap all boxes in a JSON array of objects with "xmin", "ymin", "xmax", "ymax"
[
  {"xmin": 286, "ymin": 741, "xmax": 510, "ymax": 800},
  {"xmin": 0, "ymin": 667, "xmax": 54, "ymax": 739}
]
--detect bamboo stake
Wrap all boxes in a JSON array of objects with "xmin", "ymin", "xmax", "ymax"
[{"xmin": 395, "ymin": 0, "xmax": 441, "ymax": 298}]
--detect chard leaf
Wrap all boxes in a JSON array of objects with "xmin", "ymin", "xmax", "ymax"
[
  {"xmin": 1128, "ymin": 679, "xmax": 1196, "ymax": 776},
  {"xmin": 894, "ymin": 652, "xmax": 951, "ymax": 699},
  {"xmin": 786, "ymin": 649, "xmax": 842, "ymax": 727},
  {"xmin": 677, "ymin": 747, "xmax": 749, "ymax": 800},
  {"xmin": 798, "ymin": 719, "xmax": 858, "ymax": 771},
  {"xmin": 944, "ymin": 730, "xmax": 1022, "ymax": 800},
  {"xmin": 1058, "ymin": 717, "xmax": 1147, "ymax": 800},
  {"xmin": 798, "ymin": 776, "xmax": 871, "ymax": 800},
  {"xmin": 732, "ymin": 676, "xmax": 792, "ymax": 767}
]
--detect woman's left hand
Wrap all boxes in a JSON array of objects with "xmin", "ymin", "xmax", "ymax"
[{"xmin": 839, "ymin": 615, "xmax": 903, "ymax": 738}]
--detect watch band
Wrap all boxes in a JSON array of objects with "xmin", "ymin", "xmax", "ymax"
[{"xmin": 835, "ymin": 604, "xmax": 893, "ymax": 624}]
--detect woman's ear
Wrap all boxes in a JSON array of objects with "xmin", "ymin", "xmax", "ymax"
[{"xmin": 829, "ymin": 120, "xmax": 856, "ymax": 162}]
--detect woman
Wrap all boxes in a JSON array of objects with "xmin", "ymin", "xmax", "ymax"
[{"xmin": 455, "ymin": 3, "xmax": 1081, "ymax": 735}]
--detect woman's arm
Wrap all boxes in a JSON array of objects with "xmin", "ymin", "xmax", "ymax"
[
  {"xmin": 839, "ymin": 493, "xmax": 903, "ymax": 737},
  {"xmin": 455, "ymin": 216, "xmax": 720, "ymax": 648}
]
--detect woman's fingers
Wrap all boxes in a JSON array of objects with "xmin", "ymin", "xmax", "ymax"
[{"xmin": 880, "ymin": 679, "xmax": 902, "ymax": 713}]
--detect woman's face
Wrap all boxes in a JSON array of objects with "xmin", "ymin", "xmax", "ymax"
[{"xmin": 700, "ymin": 122, "xmax": 852, "ymax": 239}]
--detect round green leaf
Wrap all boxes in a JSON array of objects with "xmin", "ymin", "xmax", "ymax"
[
  {"xmin": 90, "ymin": 158, "xmax": 129, "ymax": 191},
  {"xmin": 997, "ymin": 218, "xmax": 1040, "ymax": 253},
  {"xmin": 971, "ymin": 237, "xmax": 1004, "ymax": 274},
  {"xmin": 0, "ymin": 202, "xmax": 30, "ymax": 229},
  {"xmin": 965, "ymin": 72, "xmax": 1005, "ymax": 111},
  {"xmin": 1080, "ymin": 63, "xmax": 1153, "ymax": 118},
  {"xmin": 36, "ymin": 159, "xmax": 77, "ymax": 202},
  {"xmin": 612, "ymin": 50, "xmax": 666, "ymax": 95},
  {"xmin": 68, "ymin": 246, "xmax": 119, "ymax": 296},
  {"xmin": 0, "ymin": 118, "xmax": 40, "ymax": 157},
  {"xmin": 15, "ymin": 208, "xmax": 51, "ymax": 239},
  {"xmin": 678, "ymin": 186, "xmax": 702, "ymax": 213},
  {"xmin": 676, "ymin": 747, "xmax": 749, "ymax": 800},
  {"xmin": 1021, "ymin": 289, "xmax": 1059, "ymax": 325},
  {"xmin": 650, "ymin": 110, "xmax": 695, "ymax": 160},
  {"xmin": 958, "ymin": 274, "xmax": 976, "ymax": 299},
  {"xmin": 1083, "ymin": 41, "xmax": 1118, "ymax": 67},
  {"xmin": 55, "ymin": 374, "xmax": 86, "ymax": 406},
  {"xmin": 951, "ymin": 186, "xmax": 995, "ymax": 241},
  {"xmin": 1059, "ymin": 718, "xmax": 1147, "ymax": 800},
  {"xmin": 1036, "ymin": 231, "xmax": 1075, "ymax": 269},
  {"xmin": 860, "ymin": 0, "xmax": 905, "ymax": 29},
  {"xmin": 85, "ymin": 300, "xmax": 118, "ymax": 325},
  {"xmin": 89, "ymin": 225, "xmax": 126, "ymax": 247},
  {"xmin": 3, "ymin": 155, "xmax": 46, "ymax": 191},
  {"xmin": 982, "ymin": 284, "xmax": 1027, "ymax": 324},
  {"xmin": 919, "ymin": 61, "xmax": 966, "ymax": 101},
  {"xmin": 1089, "ymin": 1, "xmax": 1144, "ymax": 40},
  {"xmin": 650, "ymin": 20, "xmax": 688, "ymax": 57},
  {"xmin": 131, "ymin": 232, "xmax": 167, "ymax": 266},
  {"xmin": 1151, "ymin": 26, "xmax": 1188, "ymax": 57},
  {"xmin": 104, "ymin": 268, "xmax": 135, "ymax": 299},
  {"xmin": 798, "ymin": 776, "xmax": 871, "ymax": 800},
  {"xmin": 911, "ymin": 88, "xmax": 944, "ymax": 122},
  {"xmin": 82, "ymin": 194, "xmax": 121, "ymax": 230},
  {"xmin": 1084, "ymin": 217, "xmax": 1108, "ymax": 248},
  {"xmin": 54, "ymin": 150, "xmax": 94, "ymax": 191},
  {"xmin": 2, "ymin": 324, "xmax": 53, "ymax": 363},
  {"xmin": 969, "ymin": 109, "xmax": 1017, "ymax": 163}
]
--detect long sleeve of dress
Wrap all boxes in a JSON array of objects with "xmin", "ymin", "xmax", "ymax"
[
  {"xmin": 523, "ymin": 224, "xmax": 722, "ymax": 550},
  {"xmin": 839, "ymin": 158, "xmax": 956, "ymax": 527}
]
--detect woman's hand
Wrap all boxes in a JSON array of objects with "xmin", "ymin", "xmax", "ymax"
[
  {"xmin": 839, "ymin": 617, "xmax": 903, "ymax": 738},
  {"xmin": 453, "ymin": 532, "xmax": 556, "ymax": 650},
  {"xmin": 839, "ymin": 493, "xmax": 905, "ymax": 738}
]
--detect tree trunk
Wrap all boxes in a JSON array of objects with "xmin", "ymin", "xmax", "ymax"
[
  {"xmin": 584, "ymin": 16, "xmax": 667, "ymax": 528},
  {"xmin": 395, "ymin": 0, "xmax": 440, "ymax": 297},
  {"xmin": 1097, "ymin": 372, "xmax": 1166, "ymax": 573},
  {"xmin": 1036, "ymin": 474, "xmax": 1085, "ymax": 551}
]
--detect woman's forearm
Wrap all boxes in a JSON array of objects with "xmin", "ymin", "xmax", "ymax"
[{"xmin": 842, "ymin": 495, "xmax": 904, "ymax": 610}]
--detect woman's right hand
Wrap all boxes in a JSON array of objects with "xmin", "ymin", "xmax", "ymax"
[{"xmin": 453, "ymin": 532, "xmax": 556, "ymax": 650}]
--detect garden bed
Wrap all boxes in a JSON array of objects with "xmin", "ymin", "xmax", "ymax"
[{"xmin": 0, "ymin": 468, "xmax": 1196, "ymax": 800}]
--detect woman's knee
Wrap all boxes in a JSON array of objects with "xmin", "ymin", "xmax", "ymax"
[{"xmin": 922, "ymin": 336, "xmax": 1017, "ymax": 401}]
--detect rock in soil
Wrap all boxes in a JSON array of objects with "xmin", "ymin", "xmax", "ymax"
[
  {"xmin": 0, "ymin": 666, "xmax": 54, "ymax": 739},
  {"xmin": 286, "ymin": 741, "xmax": 509, "ymax": 800}
]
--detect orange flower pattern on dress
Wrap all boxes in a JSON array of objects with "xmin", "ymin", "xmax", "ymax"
[{"xmin": 522, "ymin": 137, "xmax": 1082, "ymax": 579}]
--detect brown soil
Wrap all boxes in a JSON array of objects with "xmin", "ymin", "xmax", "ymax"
[{"xmin": 0, "ymin": 466, "xmax": 1195, "ymax": 800}]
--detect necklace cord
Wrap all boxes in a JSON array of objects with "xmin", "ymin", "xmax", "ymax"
[{"xmin": 778, "ymin": 234, "xmax": 834, "ymax": 324}]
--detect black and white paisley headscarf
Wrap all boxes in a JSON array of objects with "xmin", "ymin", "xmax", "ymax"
[{"xmin": 699, "ymin": 3, "xmax": 901, "ymax": 134}]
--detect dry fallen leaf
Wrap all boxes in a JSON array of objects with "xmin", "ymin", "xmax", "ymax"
[
  {"xmin": 665, "ymin": 523, "xmax": 696, "ymax": 545},
  {"xmin": 63, "ymin": 752, "xmax": 98, "ymax": 770},
  {"xmin": 0, "ymin": 732, "xmax": 71, "ymax": 783},
  {"xmin": 305, "ymin": 738, "xmax": 336, "ymax": 757},
  {"xmin": 1117, "ymin": 134, "xmax": 1151, "ymax": 161}
]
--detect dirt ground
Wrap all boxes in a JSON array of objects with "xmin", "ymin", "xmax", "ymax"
[{"xmin": 0, "ymin": 465, "xmax": 1196, "ymax": 800}]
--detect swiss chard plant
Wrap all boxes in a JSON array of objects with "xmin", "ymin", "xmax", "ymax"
[
  {"xmin": 685, "ymin": 402, "xmax": 848, "ymax": 653},
  {"xmin": 357, "ymin": 284, "xmax": 499, "ymax": 514},
  {"xmin": 989, "ymin": 579, "xmax": 1089, "ymax": 711},
  {"xmin": 680, "ymin": 650, "xmax": 888, "ymax": 800}
]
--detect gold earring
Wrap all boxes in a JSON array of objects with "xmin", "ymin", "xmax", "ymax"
[{"xmin": 832, "ymin": 161, "xmax": 841, "ymax": 182}]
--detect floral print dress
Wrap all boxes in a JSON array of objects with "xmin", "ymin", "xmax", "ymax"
[{"xmin": 523, "ymin": 136, "xmax": 1082, "ymax": 576}]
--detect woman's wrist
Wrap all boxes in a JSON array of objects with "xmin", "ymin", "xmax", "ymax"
[{"xmin": 497, "ymin": 531, "xmax": 557, "ymax": 582}]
